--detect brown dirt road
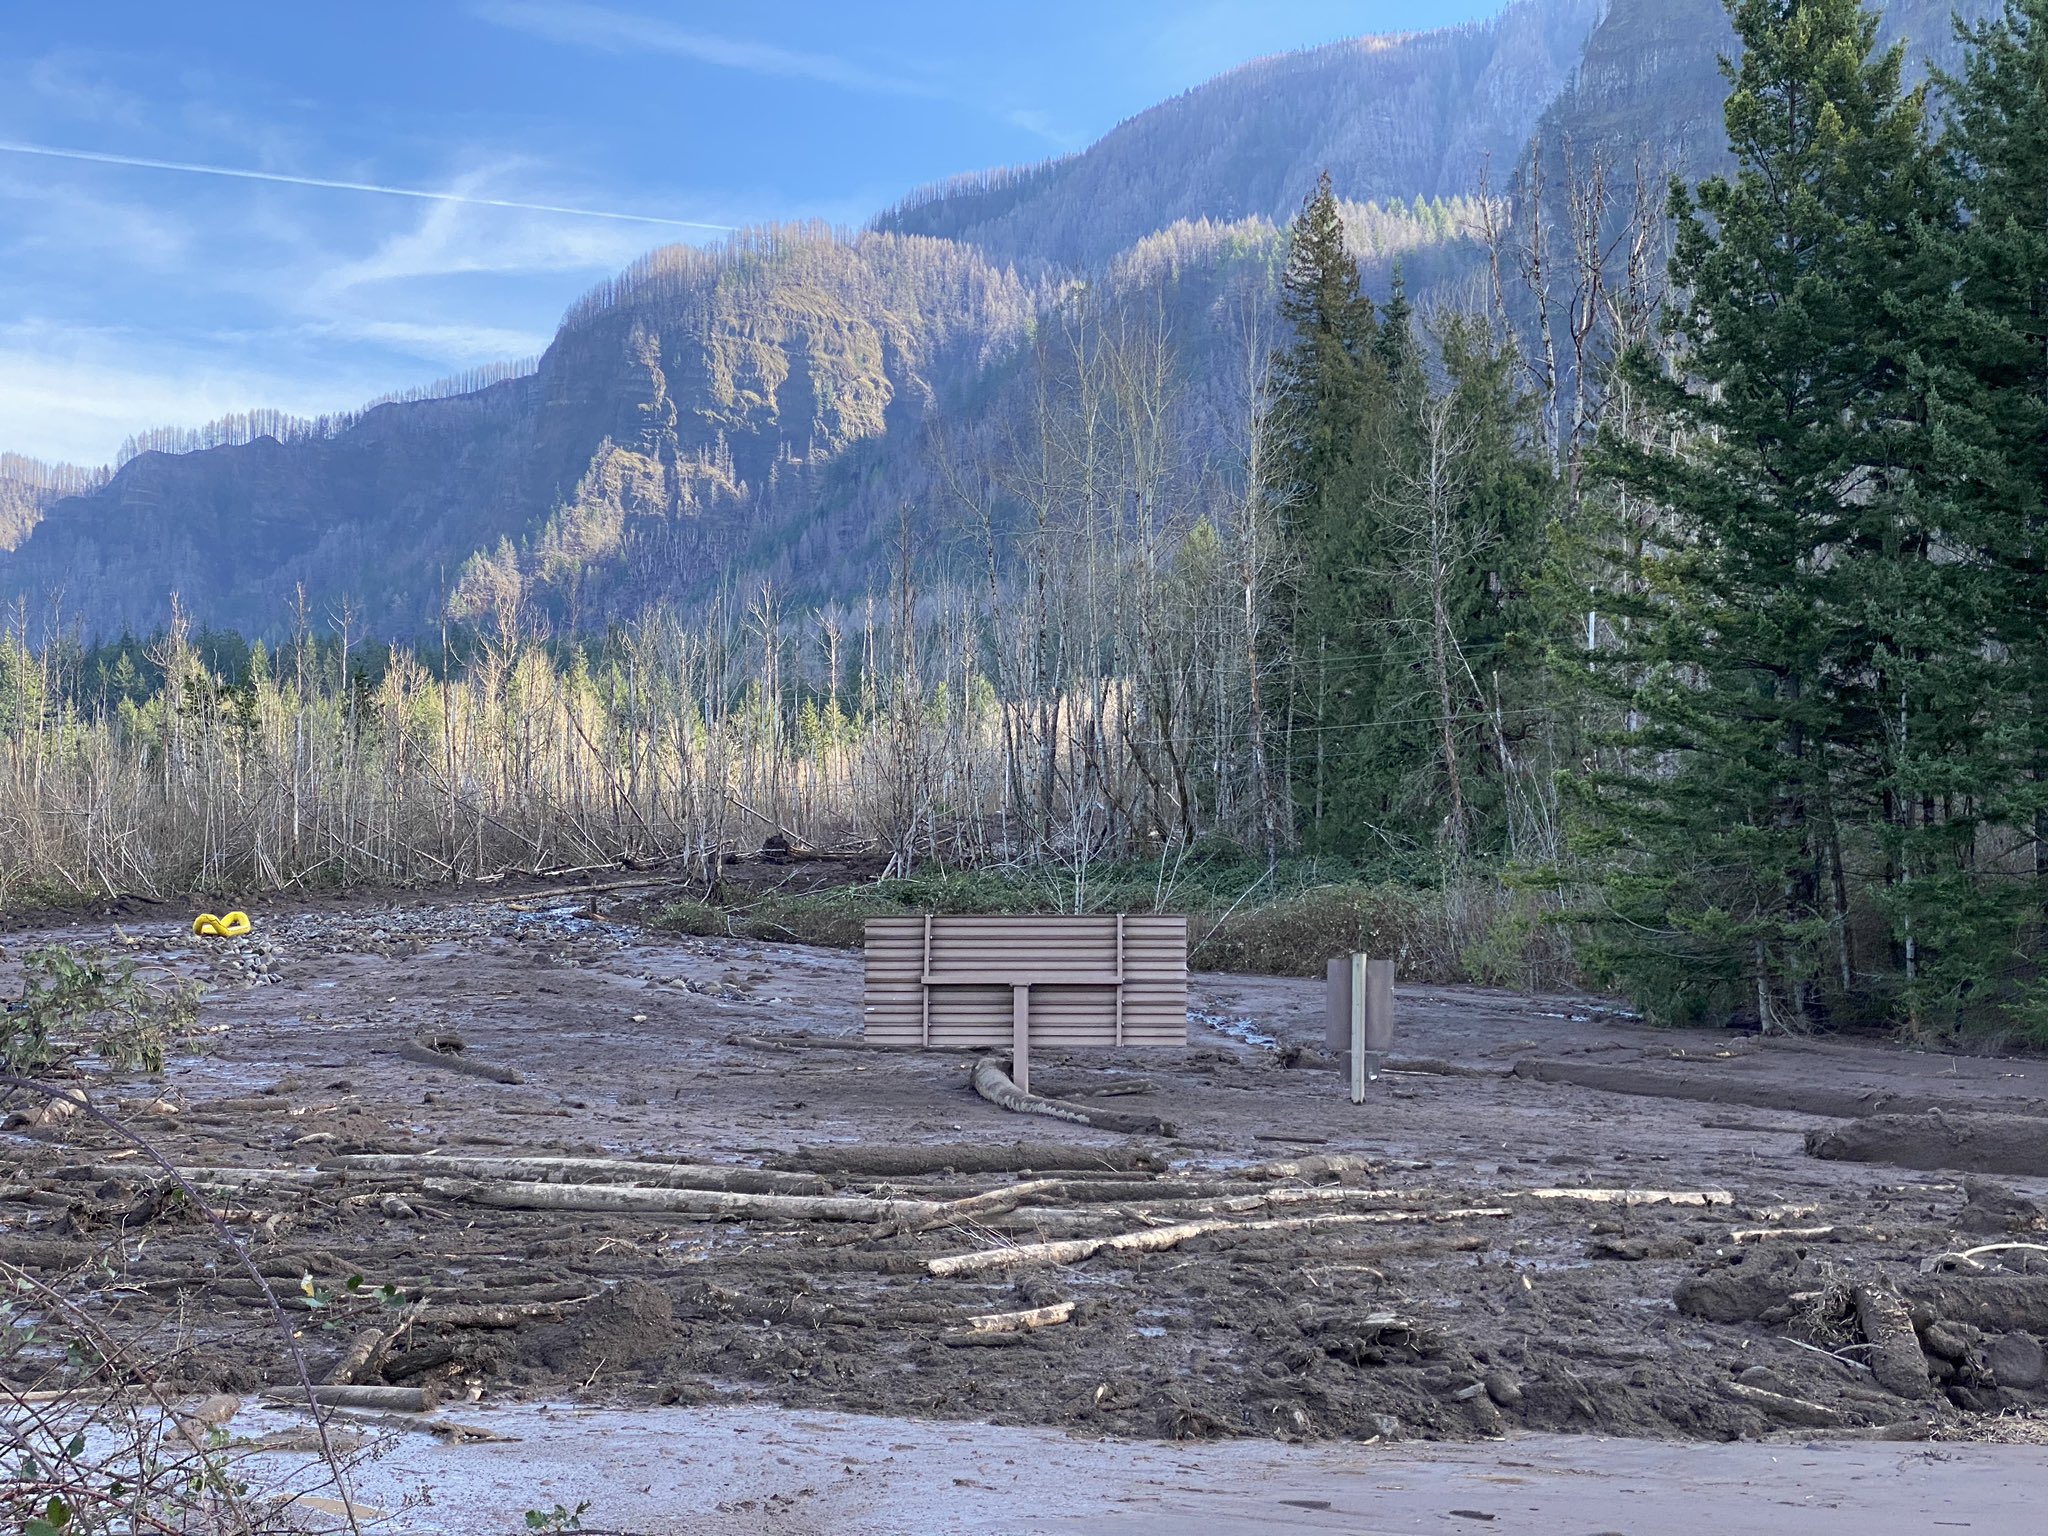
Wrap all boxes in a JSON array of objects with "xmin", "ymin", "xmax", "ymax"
[{"xmin": 2, "ymin": 889, "xmax": 2045, "ymax": 1526}]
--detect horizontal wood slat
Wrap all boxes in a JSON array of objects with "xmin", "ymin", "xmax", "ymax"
[{"xmin": 864, "ymin": 915, "xmax": 1187, "ymax": 1050}]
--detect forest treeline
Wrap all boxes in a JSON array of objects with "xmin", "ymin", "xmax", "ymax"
[
  {"xmin": 0, "ymin": 0, "xmax": 2043, "ymax": 1044},
  {"xmin": 1262, "ymin": 0, "xmax": 2048, "ymax": 1037}
]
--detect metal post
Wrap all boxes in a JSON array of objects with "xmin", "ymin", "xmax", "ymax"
[
  {"xmin": 1348, "ymin": 953, "xmax": 1368, "ymax": 1103},
  {"xmin": 920, "ymin": 914, "xmax": 933, "ymax": 1047},
  {"xmin": 1012, "ymin": 983, "xmax": 1031, "ymax": 1097}
]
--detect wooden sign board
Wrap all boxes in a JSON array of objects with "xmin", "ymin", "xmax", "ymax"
[{"xmin": 863, "ymin": 915, "xmax": 1188, "ymax": 1095}]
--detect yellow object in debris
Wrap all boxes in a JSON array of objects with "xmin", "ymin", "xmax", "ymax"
[{"xmin": 192, "ymin": 910, "xmax": 253, "ymax": 938}]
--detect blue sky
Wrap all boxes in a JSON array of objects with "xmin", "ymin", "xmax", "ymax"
[{"xmin": 0, "ymin": 1, "xmax": 1499, "ymax": 466}]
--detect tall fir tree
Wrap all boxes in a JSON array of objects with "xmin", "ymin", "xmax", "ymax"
[
  {"xmin": 1578, "ymin": 0, "xmax": 1954, "ymax": 1030},
  {"xmin": 1271, "ymin": 182, "xmax": 1551, "ymax": 863},
  {"xmin": 1930, "ymin": 0, "xmax": 2048, "ymax": 1027},
  {"xmin": 1268, "ymin": 171, "xmax": 1388, "ymax": 844}
]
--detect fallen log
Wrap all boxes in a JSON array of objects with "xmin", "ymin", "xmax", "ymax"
[
  {"xmin": 1853, "ymin": 1283, "xmax": 1933, "ymax": 1399},
  {"xmin": 1724, "ymin": 1380, "xmax": 1844, "ymax": 1427},
  {"xmin": 1244, "ymin": 1154, "xmax": 1379, "ymax": 1183},
  {"xmin": 397, "ymin": 1037, "xmax": 522, "ymax": 1086},
  {"xmin": 962, "ymin": 1301, "xmax": 1076, "ymax": 1333},
  {"xmin": 1522, "ymin": 1187, "xmax": 1734, "ymax": 1207},
  {"xmin": 3, "ymin": 1089, "xmax": 85, "ymax": 1130},
  {"xmin": 768, "ymin": 1144, "xmax": 1169, "ymax": 1178},
  {"xmin": 970, "ymin": 1058, "xmax": 1175, "ymax": 1136},
  {"xmin": 1732, "ymin": 1226, "xmax": 1844, "ymax": 1244},
  {"xmin": 927, "ymin": 1207, "xmax": 1511, "ymax": 1277},
  {"xmin": 327, "ymin": 1327, "xmax": 390, "ymax": 1386},
  {"xmin": 1511, "ymin": 1058, "xmax": 2041, "ymax": 1121},
  {"xmin": 423, "ymin": 1177, "xmax": 938, "ymax": 1222},
  {"xmin": 261, "ymin": 1384, "xmax": 433, "ymax": 1412},
  {"xmin": 1029, "ymin": 1078, "xmax": 1156, "ymax": 1101},
  {"xmin": 323, "ymin": 1154, "xmax": 830, "ymax": 1196},
  {"xmin": 430, "ymin": 1296, "xmax": 598, "ymax": 1329}
]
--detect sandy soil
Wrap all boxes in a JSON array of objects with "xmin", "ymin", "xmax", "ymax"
[{"xmin": 3, "ymin": 885, "xmax": 2046, "ymax": 1527}]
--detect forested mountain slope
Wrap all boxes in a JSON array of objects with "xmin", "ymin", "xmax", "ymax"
[
  {"xmin": 0, "ymin": 231, "xmax": 1031, "ymax": 637},
  {"xmin": 0, "ymin": 0, "xmax": 2001, "ymax": 640}
]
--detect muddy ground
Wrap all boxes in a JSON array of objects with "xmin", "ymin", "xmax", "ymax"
[{"xmin": 3, "ymin": 882, "xmax": 2047, "ymax": 1471}]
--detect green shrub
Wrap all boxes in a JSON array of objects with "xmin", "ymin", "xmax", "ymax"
[{"xmin": 1, "ymin": 944, "xmax": 202, "ymax": 1074}]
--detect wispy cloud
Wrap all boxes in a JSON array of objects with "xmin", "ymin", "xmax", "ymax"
[
  {"xmin": 471, "ymin": 1, "xmax": 1070, "ymax": 147},
  {"xmin": 312, "ymin": 181, "xmax": 663, "ymax": 295},
  {"xmin": 473, "ymin": 0, "xmax": 934, "ymax": 98},
  {"xmin": 0, "ymin": 322, "xmax": 406, "ymax": 465},
  {"xmin": 0, "ymin": 139, "xmax": 734, "ymax": 229}
]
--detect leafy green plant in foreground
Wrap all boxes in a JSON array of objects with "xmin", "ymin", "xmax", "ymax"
[{"xmin": 0, "ymin": 943, "xmax": 202, "ymax": 1074}]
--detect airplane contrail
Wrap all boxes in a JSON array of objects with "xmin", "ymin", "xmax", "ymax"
[{"xmin": 0, "ymin": 139, "xmax": 737, "ymax": 230}]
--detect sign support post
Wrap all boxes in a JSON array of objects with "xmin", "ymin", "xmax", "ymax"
[{"xmin": 1011, "ymin": 984, "xmax": 1032, "ymax": 1097}]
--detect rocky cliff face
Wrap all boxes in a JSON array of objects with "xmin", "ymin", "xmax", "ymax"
[
  {"xmin": 1530, "ymin": 0, "xmax": 1994, "ymax": 189},
  {"xmin": 873, "ymin": 0, "xmax": 1606, "ymax": 272}
]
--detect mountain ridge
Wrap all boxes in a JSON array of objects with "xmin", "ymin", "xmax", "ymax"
[{"xmin": 0, "ymin": 0, "xmax": 1997, "ymax": 641}]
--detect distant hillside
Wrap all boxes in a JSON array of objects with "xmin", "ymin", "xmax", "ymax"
[
  {"xmin": 0, "ymin": 230, "xmax": 1031, "ymax": 637},
  {"xmin": 0, "ymin": 454, "xmax": 108, "ymax": 556},
  {"xmin": 0, "ymin": 0, "xmax": 2004, "ymax": 641},
  {"xmin": 873, "ymin": 0, "xmax": 1605, "ymax": 272}
]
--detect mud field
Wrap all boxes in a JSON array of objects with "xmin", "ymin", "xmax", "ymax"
[{"xmin": 4, "ymin": 883, "xmax": 2048, "ymax": 1492}]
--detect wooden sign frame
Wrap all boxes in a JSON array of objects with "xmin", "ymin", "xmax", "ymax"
[{"xmin": 863, "ymin": 915, "xmax": 1188, "ymax": 1095}]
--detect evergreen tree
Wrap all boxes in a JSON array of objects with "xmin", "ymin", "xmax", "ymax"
[
  {"xmin": 1272, "ymin": 180, "xmax": 1551, "ymax": 863},
  {"xmin": 1267, "ymin": 171, "xmax": 1386, "ymax": 839},
  {"xmin": 1930, "ymin": 0, "xmax": 2048, "ymax": 1026},
  {"xmin": 1578, "ymin": 0, "xmax": 1952, "ymax": 1030}
]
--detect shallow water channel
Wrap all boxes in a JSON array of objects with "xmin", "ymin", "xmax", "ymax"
[{"xmin": 243, "ymin": 1401, "xmax": 2043, "ymax": 1534}]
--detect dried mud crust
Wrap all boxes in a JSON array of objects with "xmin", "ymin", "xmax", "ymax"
[{"xmin": 1, "ymin": 897, "xmax": 2046, "ymax": 1448}]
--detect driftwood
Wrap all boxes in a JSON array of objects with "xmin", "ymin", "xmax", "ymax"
[
  {"xmin": 1732, "ymin": 1226, "xmax": 1844, "ymax": 1244},
  {"xmin": 398, "ymin": 1036, "xmax": 522, "ymax": 1085},
  {"xmin": 419, "ymin": 1177, "xmax": 1068, "ymax": 1228},
  {"xmin": 1522, "ymin": 1187, "xmax": 1734, "ymax": 1207},
  {"xmin": 969, "ymin": 1058, "xmax": 1174, "ymax": 1136},
  {"xmin": 328, "ymin": 1327, "xmax": 390, "ymax": 1386},
  {"xmin": 431, "ymin": 1295, "xmax": 598, "ymax": 1329},
  {"xmin": 261, "ymin": 1384, "xmax": 433, "ymax": 1412},
  {"xmin": 423, "ymin": 1177, "xmax": 934, "ymax": 1222},
  {"xmin": 1853, "ymin": 1284, "xmax": 1932, "ymax": 1398},
  {"xmin": 962, "ymin": 1301, "xmax": 1076, "ymax": 1333},
  {"xmin": 1244, "ymin": 1154, "xmax": 1379, "ymax": 1183},
  {"xmin": 324, "ymin": 1154, "xmax": 830, "ymax": 1196},
  {"xmin": 1724, "ymin": 1380, "xmax": 1844, "ymax": 1427},
  {"xmin": 927, "ymin": 1207, "xmax": 1511, "ymax": 1277},
  {"xmin": 768, "ymin": 1144, "xmax": 1168, "ymax": 1178}
]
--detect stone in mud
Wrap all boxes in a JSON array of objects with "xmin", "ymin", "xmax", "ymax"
[
  {"xmin": 1673, "ymin": 1249, "xmax": 1807, "ymax": 1324},
  {"xmin": 1987, "ymin": 1332, "xmax": 2045, "ymax": 1391},
  {"xmin": 1957, "ymin": 1177, "xmax": 2047, "ymax": 1235},
  {"xmin": 1482, "ymin": 1369, "xmax": 1522, "ymax": 1408}
]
